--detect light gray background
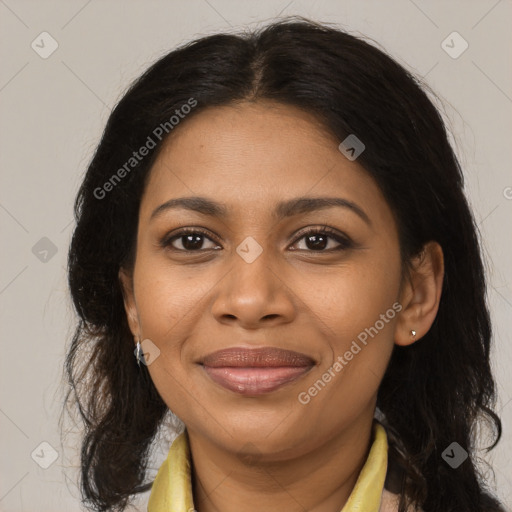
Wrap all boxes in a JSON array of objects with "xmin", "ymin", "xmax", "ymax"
[{"xmin": 1, "ymin": 1, "xmax": 511, "ymax": 511}]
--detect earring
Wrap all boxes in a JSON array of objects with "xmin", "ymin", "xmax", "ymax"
[
  {"xmin": 134, "ymin": 338, "xmax": 143, "ymax": 367},
  {"xmin": 411, "ymin": 330, "xmax": 417, "ymax": 339}
]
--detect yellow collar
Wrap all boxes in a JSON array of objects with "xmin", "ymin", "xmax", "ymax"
[{"xmin": 148, "ymin": 421, "xmax": 388, "ymax": 512}]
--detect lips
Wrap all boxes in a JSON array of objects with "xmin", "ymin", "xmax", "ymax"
[
  {"xmin": 202, "ymin": 347, "xmax": 315, "ymax": 367},
  {"xmin": 200, "ymin": 347, "xmax": 315, "ymax": 395}
]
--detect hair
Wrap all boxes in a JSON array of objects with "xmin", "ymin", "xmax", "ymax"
[{"xmin": 64, "ymin": 16, "xmax": 504, "ymax": 512}]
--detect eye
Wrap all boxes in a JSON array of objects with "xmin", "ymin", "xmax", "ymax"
[
  {"xmin": 161, "ymin": 228, "xmax": 221, "ymax": 252},
  {"xmin": 290, "ymin": 226, "xmax": 353, "ymax": 252}
]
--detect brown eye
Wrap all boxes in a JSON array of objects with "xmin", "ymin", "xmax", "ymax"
[
  {"xmin": 161, "ymin": 228, "xmax": 221, "ymax": 252},
  {"xmin": 290, "ymin": 227, "xmax": 353, "ymax": 252}
]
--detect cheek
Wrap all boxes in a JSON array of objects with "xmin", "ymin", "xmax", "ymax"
[
  {"xmin": 131, "ymin": 263, "xmax": 206, "ymax": 401},
  {"xmin": 298, "ymin": 251, "xmax": 401, "ymax": 346},
  {"xmin": 137, "ymin": 278, "xmax": 192, "ymax": 331},
  {"xmin": 132, "ymin": 260, "xmax": 207, "ymax": 417},
  {"xmin": 133, "ymin": 253, "xmax": 213, "ymax": 340},
  {"xmin": 295, "ymin": 250, "xmax": 401, "ymax": 409}
]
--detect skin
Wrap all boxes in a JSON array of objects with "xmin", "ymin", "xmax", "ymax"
[{"xmin": 120, "ymin": 100, "xmax": 444, "ymax": 512}]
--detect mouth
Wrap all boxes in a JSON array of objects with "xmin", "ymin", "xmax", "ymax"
[{"xmin": 200, "ymin": 347, "xmax": 315, "ymax": 396}]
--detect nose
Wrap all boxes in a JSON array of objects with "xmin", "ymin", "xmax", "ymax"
[{"xmin": 211, "ymin": 244, "xmax": 296, "ymax": 329}]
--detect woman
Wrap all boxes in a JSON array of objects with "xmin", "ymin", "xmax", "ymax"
[{"xmin": 64, "ymin": 17, "xmax": 505, "ymax": 512}]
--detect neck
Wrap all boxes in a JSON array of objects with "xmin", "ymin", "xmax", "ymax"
[{"xmin": 188, "ymin": 409, "xmax": 376, "ymax": 512}]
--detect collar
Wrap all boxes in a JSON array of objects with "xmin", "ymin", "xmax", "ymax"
[{"xmin": 148, "ymin": 420, "xmax": 388, "ymax": 512}]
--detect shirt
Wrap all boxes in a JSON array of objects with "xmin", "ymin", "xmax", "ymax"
[{"xmin": 147, "ymin": 420, "xmax": 403, "ymax": 512}]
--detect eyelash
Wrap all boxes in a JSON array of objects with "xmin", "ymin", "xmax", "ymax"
[{"xmin": 160, "ymin": 226, "xmax": 354, "ymax": 253}]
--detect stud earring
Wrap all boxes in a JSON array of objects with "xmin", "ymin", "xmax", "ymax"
[
  {"xmin": 134, "ymin": 338, "xmax": 143, "ymax": 367},
  {"xmin": 411, "ymin": 330, "xmax": 417, "ymax": 339}
]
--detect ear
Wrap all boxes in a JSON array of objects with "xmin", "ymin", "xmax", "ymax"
[
  {"xmin": 118, "ymin": 266, "xmax": 141, "ymax": 339},
  {"xmin": 394, "ymin": 241, "xmax": 444, "ymax": 346}
]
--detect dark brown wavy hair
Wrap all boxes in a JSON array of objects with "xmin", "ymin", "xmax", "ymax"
[{"xmin": 64, "ymin": 16, "xmax": 505, "ymax": 512}]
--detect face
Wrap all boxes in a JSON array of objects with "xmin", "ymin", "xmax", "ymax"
[{"xmin": 121, "ymin": 100, "xmax": 405, "ymax": 458}]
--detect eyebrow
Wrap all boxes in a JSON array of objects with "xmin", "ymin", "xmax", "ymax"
[{"xmin": 150, "ymin": 196, "xmax": 371, "ymax": 226}]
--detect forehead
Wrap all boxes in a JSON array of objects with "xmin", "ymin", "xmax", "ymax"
[{"xmin": 140, "ymin": 101, "xmax": 389, "ymax": 225}]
